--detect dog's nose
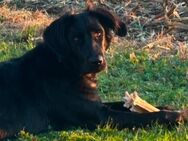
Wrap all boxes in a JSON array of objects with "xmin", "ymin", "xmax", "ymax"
[{"xmin": 89, "ymin": 55, "xmax": 103, "ymax": 65}]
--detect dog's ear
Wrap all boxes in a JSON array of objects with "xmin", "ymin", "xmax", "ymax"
[
  {"xmin": 89, "ymin": 8, "xmax": 127, "ymax": 37},
  {"xmin": 43, "ymin": 14, "xmax": 74, "ymax": 61}
]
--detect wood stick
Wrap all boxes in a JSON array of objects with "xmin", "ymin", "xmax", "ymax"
[{"xmin": 123, "ymin": 91, "xmax": 160, "ymax": 113}]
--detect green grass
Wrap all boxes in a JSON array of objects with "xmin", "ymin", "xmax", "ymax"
[
  {"xmin": 16, "ymin": 125, "xmax": 188, "ymax": 141},
  {"xmin": 1, "ymin": 26, "xmax": 188, "ymax": 141},
  {"xmin": 99, "ymin": 47, "xmax": 188, "ymax": 108}
]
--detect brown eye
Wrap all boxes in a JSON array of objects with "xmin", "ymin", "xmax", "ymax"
[
  {"xmin": 73, "ymin": 36, "xmax": 79, "ymax": 42},
  {"xmin": 97, "ymin": 32, "xmax": 102, "ymax": 37},
  {"xmin": 95, "ymin": 32, "xmax": 102, "ymax": 39}
]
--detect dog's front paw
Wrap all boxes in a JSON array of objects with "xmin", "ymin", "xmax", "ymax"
[
  {"xmin": 160, "ymin": 109, "xmax": 188, "ymax": 124},
  {"xmin": 163, "ymin": 111, "xmax": 182, "ymax": 123},
  {"xmin": 154, "ymin": 111, "xmax": 180, "ymax": 125},
  {"xmin": 180, "ymin": 108, "xmax": 188, "ymax": 123}
]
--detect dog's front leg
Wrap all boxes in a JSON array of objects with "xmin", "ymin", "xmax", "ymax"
[{"xmin": 100, "ymin": 106, "xmax": 188, "ymax": 128}]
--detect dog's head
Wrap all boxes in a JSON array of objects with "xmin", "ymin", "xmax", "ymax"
[{"xmin": 43, "ymin": 8, "xmax": 127, "ymax": 75}]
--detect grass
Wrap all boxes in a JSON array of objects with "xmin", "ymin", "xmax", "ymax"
[
  {"xmin": 99, "ymin": 46, "xmax": 188, "ymax": 108},
  {"xmin": 15, "ymin": 126, "xmax": 188, "ymax": 141},
  {"xmin": 0, "ymin": 5, "xmax": 188, "ymax": 141}
]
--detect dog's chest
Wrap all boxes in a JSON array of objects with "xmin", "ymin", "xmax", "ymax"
[{"xmin": 80, "ymin": 74, "xmax": 101, "ymax": 102}]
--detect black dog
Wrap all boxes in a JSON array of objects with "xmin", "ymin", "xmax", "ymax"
[{"xmin": 0, "ymin": 7, "xmax": 187, "ymax": 139}]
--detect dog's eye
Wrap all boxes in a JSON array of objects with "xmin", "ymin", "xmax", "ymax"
[
  {"xmin": 94, "ymin": 32, "xmax": 102, "ymax": 40},
  {"xmin": 73, "ymin": 36, "xmax": 80, "ymax": 42}
]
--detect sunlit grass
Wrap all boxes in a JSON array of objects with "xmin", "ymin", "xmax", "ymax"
[
  {"xmin": 16, "ymin": 125, "xmax": 188, "ymax": 141},
  {"xmin": 99, "ymin": 46, "xmax": 188, "ymax": 108}
]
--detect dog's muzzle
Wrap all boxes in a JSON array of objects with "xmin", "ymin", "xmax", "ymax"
[
  {"xmin": 89, "ymin": 55, "xmax": 103, "ymax": 66},
  {"xmin": 88, "ymin": 55, "xmax": 106, "ymax": 72}
]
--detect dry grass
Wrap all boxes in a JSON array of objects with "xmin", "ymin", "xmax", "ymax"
[
  {"xmin": 178, "ymin": 41, "xmax": 188, "ymax": 60},
  {"xmin": 0, "ymin": 5, "xmax": 52, "ymax": 27},
  {"xmin": 0, "ymin": 5, "xmax": 52, "ymax": 38},
  {"xmin": 0, "ymin": 1, "xmax": 187, "ymax": 59},
  {"xmin": 93, "ymin": 0, "xmax": 188, "ymax": 59}
]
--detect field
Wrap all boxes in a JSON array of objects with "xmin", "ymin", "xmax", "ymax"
[{"xmin": 0, "ymin": 0, "xmax": 188, "ymax": 141}]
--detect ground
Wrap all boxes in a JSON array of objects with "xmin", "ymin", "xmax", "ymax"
[{"xmin": 0, "ymin": 0, "xmax": 188, "ymax": 141}]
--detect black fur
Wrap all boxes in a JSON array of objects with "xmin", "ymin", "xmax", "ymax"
[{"xmin": 0, "ymin": 8, "xmax": 187, "ymax": 139}]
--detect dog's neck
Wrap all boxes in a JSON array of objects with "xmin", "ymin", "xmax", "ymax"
[{"xmin": 80, "ymin": 73, "xmax": 101, "ymax": 102}]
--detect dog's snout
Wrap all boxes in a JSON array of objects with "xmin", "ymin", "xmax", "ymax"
[{"xmin": 89, "ymin": 55, "xmax": 103, "ymax": 65}]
